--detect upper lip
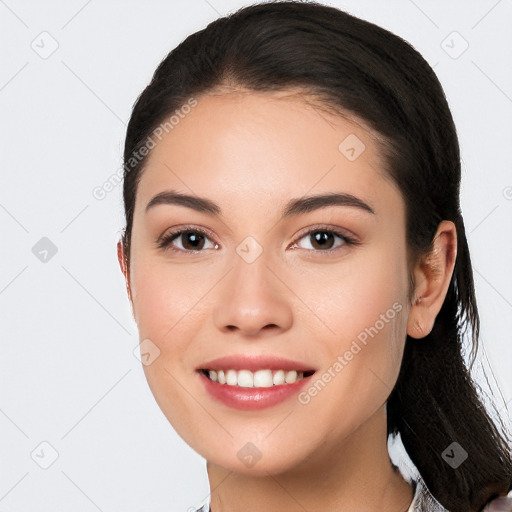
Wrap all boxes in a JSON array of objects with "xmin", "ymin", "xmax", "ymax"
[{"xmin": 197, "ymin": 354, "xmax": 317, "ymax": 372}]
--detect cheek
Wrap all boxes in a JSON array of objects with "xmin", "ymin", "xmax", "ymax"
[
  {"xmin": 297, "ymin": 296, "xmax": 408, "ymax": 439},
  {"xmin": 294, "ymin": 243, "xmax": 409, "ymax": 415},
  {"xmin": 130, "ymin": 254, "xmax": 208, "ymax": 339},
  {"xmin": 299, "ymin": 241, "xmax": 408, "ymax": 345},
  {"xmin": 342, "ymin": 250, "xmax": 408, "ymax": 376},
  {"xmin": 131, "ymin": 259, "xmax": 212, "ymax": 439},
  {"xmin": 129, "ymin": 254, "xmax": 216, "ymax": 414}
]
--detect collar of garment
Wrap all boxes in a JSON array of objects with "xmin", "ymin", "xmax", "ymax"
[{"xmin": 193, "ymin": 476, "xmax": 446, "ymax": 512}]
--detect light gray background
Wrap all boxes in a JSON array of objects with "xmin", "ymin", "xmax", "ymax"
[{"xmin": 1, "ymin": 1, "xmax": 511, "ymax": 510}]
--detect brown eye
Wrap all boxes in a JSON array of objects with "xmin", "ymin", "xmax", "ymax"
[
  {"xmin": 309, "ymin": 231, "xmax": 336, "ymax": 250},
  {"xmin": 157, "ymin": 228, "xmax": 217, "ymax": 252},
  {"xmin": 294, "ymin": 228, "xmax": 355, "ymax": 252},
  {"xmin": 179, "ymin": 231, "xmax": 206, "ymax": 250}
]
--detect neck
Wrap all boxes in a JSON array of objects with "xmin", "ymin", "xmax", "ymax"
[{"xmin": 206, "ymin": 406, "xmax": 414, "ymax": 512}]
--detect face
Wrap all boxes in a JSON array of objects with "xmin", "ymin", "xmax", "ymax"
[{"xmin": 120, "ymin": 89, "xmax": 413, "ymax": 476}]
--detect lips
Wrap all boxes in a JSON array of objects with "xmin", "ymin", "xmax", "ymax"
[
  {"xmin": 197, "ymin": 366, "xmax": 316, "ymax": 410},
  {"xmin": 196, "ymin": 354, "xmax": 317, "ymax": 373}
]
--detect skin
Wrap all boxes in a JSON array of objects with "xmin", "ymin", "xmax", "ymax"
[{"xmin": 117, "ymin": 89, "xmax": 457, "ymax": 512}]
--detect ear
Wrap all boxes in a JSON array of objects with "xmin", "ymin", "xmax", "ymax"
[
  {"xmin": 117, "ymin": 239, "xmax": 134, "ymax": 312},
  {"xmin": 406, "ymin": 220, "xmax": 457, "ymax": 339}
]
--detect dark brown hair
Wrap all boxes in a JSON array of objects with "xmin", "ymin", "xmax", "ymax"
[{"xmin": 120, "ymin": 2, "xmax": 512, "ymax": 510}]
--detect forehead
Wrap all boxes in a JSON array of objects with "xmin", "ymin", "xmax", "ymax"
[{"xmin": 135, "ymin": 90, "xmax": 402, "ymax": 220}]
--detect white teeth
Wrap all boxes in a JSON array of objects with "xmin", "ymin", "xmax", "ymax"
[
  {"xmin": 254, "ymin": 369, "xmax": 273, "ymax": 387},
  {"xmin": 273, "ymin": 369, "xmax": 285, "ymax": 385},
  {"xmin": 205, "ymin": 368, "xmax": 307, "ymax": 387},
  {"xmin": 285, "ymin": 370, "xmax": 297, "ymax": 383},
  {"xmin": 226, "ymin": 369, "xmax": 238, "ymax": 386},
  {"xmin": 237, "ymin": 369, "xmax": 253, "ymax": 387}
]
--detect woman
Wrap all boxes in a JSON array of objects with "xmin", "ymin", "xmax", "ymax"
[{"xmin": 116, "ymin": 2, "xmax": 512, "ymax": 510}]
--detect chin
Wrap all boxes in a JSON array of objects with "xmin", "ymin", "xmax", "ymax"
[{"xmin": 204, "ymin": 444, "xmax": 309, "ymax": 477}]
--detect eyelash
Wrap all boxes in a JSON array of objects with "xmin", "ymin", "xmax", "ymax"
[{"xmin": 156, "ymin": 224, "xmax": 360, "ymax": 255}]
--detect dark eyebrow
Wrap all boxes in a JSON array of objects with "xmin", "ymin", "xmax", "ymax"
[
  {"xmin": 145, "ymin": 190, "xmax": 221, "ymax": 215},
  {"xmin": 145, "ymin": 190, "xmax": 375, "ymax": 217},
  {"xmin": 282, "ymin": 192, "xmax": 375, "ymax": 216}
]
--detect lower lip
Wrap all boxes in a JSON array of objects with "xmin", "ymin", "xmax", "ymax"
[{"xmin": 197, "ymin": 370, "xmax": 315, "ymax": 410}]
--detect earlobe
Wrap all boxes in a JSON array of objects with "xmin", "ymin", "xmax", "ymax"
[
  {"xmin": 407, "ymin": 297, "xmax": 430, "ymax": 339},
  {"xmin": 406, "ymin": 220, "xmax": 457, "ymax": 339}
]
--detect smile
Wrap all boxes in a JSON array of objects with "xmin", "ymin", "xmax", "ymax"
[
  {"xmin": 197, "ymin": 368, "xmax": 316, "ymax": 410},
  {"xmin": 201, "ymin": 368, "xmax": 315, "ymax": 388}
]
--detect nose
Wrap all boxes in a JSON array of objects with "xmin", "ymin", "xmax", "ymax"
[{"xmin": 212, "ymin": 255, "xmax": 293, "ymax": 338}]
